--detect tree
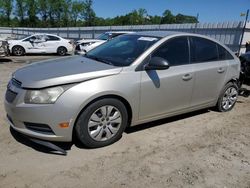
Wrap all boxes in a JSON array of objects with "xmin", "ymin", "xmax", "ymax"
[
  {"xmin": 83, "ymin": 0, "xmax": 95, "ymax": 26},
  {"xmin": 161, "ymin": 10, "xmax": 175, "ymax": 24},
  {"xmin": 175, "ymin": 14, "xmax": 198, "ymax": 24},
  {"xmin": 0, "ymin": 2, "xmax": 200, "ymax": 27},
  {"xmin": 15, "ymin": 0, "xmax": 26, "ymax": 25},
  {"xmin": 137, "ymin": 8, "xmax": 148, "ymax": 24},
  {"xmin": 71, "ymin": 0, "xmax": 85, "ymax": 26},
  {"xmin": 26, "ymin": 0, "xmax": 38, "ymax": 27},
  {"xmin": 62, "ymin": 0, "xmax": 72, "ymax": 27},
  {"xmin": 48, "ymin": 0, "xmax": 62, "ymax": 26},
  {"xmin": 0, "ymin": 0, "xmax": 13, "ymax": 26},
  {"xmin": 150, "ymin": 15, "xmax": 162, "ymax": 25},
  {"xmin": 38, "ymin": 0, "xmax": 48, "ymax": 25}
]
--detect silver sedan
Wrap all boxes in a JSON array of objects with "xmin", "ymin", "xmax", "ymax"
[{"xmin": 5, "ymin": 31, "xmax": 240, "ymax": 148}]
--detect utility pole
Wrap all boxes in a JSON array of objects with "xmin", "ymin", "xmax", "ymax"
[
  {"xmin": 239, "ymin": 9, "xmax": 249, "ymax": 54},
  {"xmin": 194, "ymin": 13, "xmax": 199, "ymax": 33}
]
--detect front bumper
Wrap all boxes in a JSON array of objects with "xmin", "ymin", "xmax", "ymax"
[{"xmin": 4, "ymin": 88, "xmax": 75, "ymax": 142}]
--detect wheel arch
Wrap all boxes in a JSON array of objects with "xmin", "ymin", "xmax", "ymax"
[
  {"xmin": 12, "ymin": 45, "xmax": 26, "ymax": 54},
  {"xmin": 57, "ymin": 46, "xmax": 68, "ymax": 52},
  {"xmin": 73, "ymin": 94, "xmax": 133, "ymax": 131},
  {"xmin": 225, "ymin": 78, "xmax": 240, "ymax": 88}
]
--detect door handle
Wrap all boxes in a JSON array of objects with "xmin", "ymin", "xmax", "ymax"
[
  {"xmin": 182, "ymin": 74, "xmax": 193, "ymax": 81},
  {"xmin": 217, "ymin": 68, "xmax": 225, "ymax": 73}
]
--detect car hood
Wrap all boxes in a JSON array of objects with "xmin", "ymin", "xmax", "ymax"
[
  {"xmin": 77, "ymin": 39, "xmax": 104, "ymax": 44},
  {"xmin": 13, "ymin": 56, "xmax": 122, "ymax": 89}
]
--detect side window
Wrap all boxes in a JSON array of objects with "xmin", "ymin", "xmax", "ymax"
[
  {"xmin": 46, "ymin": 35, "xmax": 60, "ymax": 41},
  {"xmin": 191, "ymin": 37, "xmax": 218, "ymax": 63},
  {"xmin": 152, "ymin": 37, "xmax": 189, "ymax": 66},
  {"xmin": 217, "ymin": 44, "xmax": 234, "ymax": 60}
]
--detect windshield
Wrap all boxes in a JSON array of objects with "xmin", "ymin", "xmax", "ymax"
[
  {"xmin": 97, "ymin": 33, "xmax": 110, "ymax": 40},
  {"xmin": 86, "ymin": 35, "xmax": 160, "ymax": 67}
]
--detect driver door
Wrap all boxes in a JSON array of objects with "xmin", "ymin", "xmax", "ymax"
[
  {"xmin": 139, "ymin": 36, "xmax": 195, "ymax": 120},
  {"xmin": 22, "ymin": 35, "xmax": 45, "ymax": 53}
]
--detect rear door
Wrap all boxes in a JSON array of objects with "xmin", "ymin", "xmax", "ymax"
[
  {"xmin": 139, "ymin": 36, "xmax": 195, "ymax": 120},
  {"xmin": 189, "ymin": 37, "xmax": 230, "ymax": 107},
  {"xmin": 43, "ymin": 35, "xmax": 61, "ymax": 53}
]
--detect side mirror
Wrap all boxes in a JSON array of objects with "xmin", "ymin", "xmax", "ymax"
[{"xmin": 144, "ymin": 57, "xmax": 170, "ymax": 70}]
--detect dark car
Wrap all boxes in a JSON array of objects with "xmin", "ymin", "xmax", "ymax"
[{"xmin": 239, "ymin": 52, "xmax": 250, "ymax": 85}]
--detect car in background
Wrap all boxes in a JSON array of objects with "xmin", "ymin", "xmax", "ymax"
[
  {"xmin": 239, "ymin": 52, "xmax": 250, "ymax": 85},
  {"xmin": 5, "ymin": 31, "xmax": 240, "ymax": 148},
  {"xmin": 8, "ymin": 34, "xmax": 74, "ymax": 56},
  {"xmin": 0, "ymin": 38, "xmax": 9, "ymax": 57},
  {"xmin": 75, "ymin": 31, "xmax": 134, "ymax": 55}
]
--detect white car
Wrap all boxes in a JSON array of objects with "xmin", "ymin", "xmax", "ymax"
[
  {"xmin": 8, "ymin": 34, "xmax": 74, "ymax": 56},
  {"xmin": 75, "ymin": 31, "xmax": 134, "ymax": 55}
]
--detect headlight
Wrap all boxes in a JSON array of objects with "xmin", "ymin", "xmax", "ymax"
[{"xmin": 24, "ymin": 86, "xmax": 66, "ymax": 104}]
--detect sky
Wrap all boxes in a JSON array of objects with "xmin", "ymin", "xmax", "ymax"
[{"xmin": 92, "ymin": 0, "xmax": 250, "ymax": 23}]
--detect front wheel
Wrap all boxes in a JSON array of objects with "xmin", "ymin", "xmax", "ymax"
[
  {"xmin": 216, "ymin": 82, "xmax": 239, "ymax": 112},
  {"xmin": 12, "ymin": 46, "xmax": 25, "ymax": 56},
  {"xmin": 75, "ymin": 98, "xmax": 128, "ymax": 148}
]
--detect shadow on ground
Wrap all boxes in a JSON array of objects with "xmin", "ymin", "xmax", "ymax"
[
  {"xmin": 125, "ymin": 109, "xmax": 209, "ymax": 134},
  {"xmin": 0, "ymin": 58, "xmax": 12, "ymax": 64},
  {"xmin": 9, "ymin": 109, "xmax": 210, "ymax": 155},
  {"xmin": 10, "ymin": 127, "xmax": 73, "ymax": 156}
]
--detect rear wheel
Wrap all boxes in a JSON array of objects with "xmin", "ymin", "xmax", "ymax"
[
  {"xmin": 216, "ymin": 82, "xmax": 238, "ymax": 112},
  {"xmin": 75, "ymin": 98, "xmax": 128, "ymax": 148},
  {"xmin": 57, "ymin": 46, "xmax": 67, "ymax": 56},
  {"xmin": 12, "ymin": 46, "xmax": 25, "ymax": 56}
]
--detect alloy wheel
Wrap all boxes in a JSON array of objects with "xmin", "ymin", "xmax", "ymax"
[
  {"xmin": 87, "ymin": 105, "xmax": 122, "ymax": 141},
  {"xmin": 221, "ymin": 87, "xmax": 238, "ymax": 110}
]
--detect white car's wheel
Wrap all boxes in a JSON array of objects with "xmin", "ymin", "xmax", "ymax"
[
  {"xmin": 57, "ymin": 47, "xmax": 67, "ymax": 56},
  {"xmin": 12, "ymin": 46, "xmax": 25, "ymax": 56}
]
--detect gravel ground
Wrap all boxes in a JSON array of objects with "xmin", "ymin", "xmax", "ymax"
[{"xmin": 0, "ymin": 56, "xmax": 250, "ymax": 188}]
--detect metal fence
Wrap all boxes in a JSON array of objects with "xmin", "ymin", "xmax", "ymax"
[{"xmin": 1, "ymin": 21, "xmax": 250, "ymax": 53}]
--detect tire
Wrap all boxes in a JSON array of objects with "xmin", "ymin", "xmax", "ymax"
[
  {"xmin": 75, "ymin": 98, "xmax": 128, "ymax": 148},
  {"xmin": 57, "ymin": 46, "xmax": 67, "ymax": 56},
  {"xmin": 216, "ymin": 82, "xmax": 239, "ymax": 112},
  {"xmin": 12, "ymin": 45, "xmax": 25, "ymax": 56}
]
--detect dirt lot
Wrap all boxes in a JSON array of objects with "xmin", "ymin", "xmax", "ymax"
[{"xmin": 0, "ymin": 56, "xmax": 250, "ymax": 188}]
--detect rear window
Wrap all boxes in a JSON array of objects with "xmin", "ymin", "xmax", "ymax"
[
  {"xmin": 46, "ymin": 35, "xmax": 60, "ymax": 41},
  {"xmin": 217, "ymin": 44, "xmax": 234, "ymax": 60}
]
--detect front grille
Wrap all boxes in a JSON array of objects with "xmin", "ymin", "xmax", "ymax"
[
  {"xmin": 5, "ymin": 89, "xmax": 17, "ymax": 103},
  {"xmin": 24, "ymin": 122, "xmax": 55, "ymax": 135},
  {"xmin": 11, "ymin": 78, "xmax": 22, "ymax": 88}
]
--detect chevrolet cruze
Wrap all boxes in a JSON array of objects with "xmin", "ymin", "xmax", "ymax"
[{"xmin": 4, "ymin": 31, "xmax": 240, "ymax": 148}]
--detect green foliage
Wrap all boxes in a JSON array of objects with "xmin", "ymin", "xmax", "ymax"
[
  {"xmin": 0, "ymin": 1, "xmax": 198, "ymax": 27},
  {"xmin": 0, "ymin": 0, "xmax": 13, "ymax": 26},
  {"xmin": 83, "ymin": 0, "xmax": 95, "ymax": 26}
]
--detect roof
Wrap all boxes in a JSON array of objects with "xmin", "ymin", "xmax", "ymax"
[
  {"xmin": 105, "ymin": 31, "xmax": 134, "ymax": 34},
  {"xmin": 133, "ymin": 31, "xmax": 185, "ymax": 38}
]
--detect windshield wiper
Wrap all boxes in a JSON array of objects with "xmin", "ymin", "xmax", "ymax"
[{"xmin": 85, "ymin": 54, "xmax": 114, "ymax": 66}]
